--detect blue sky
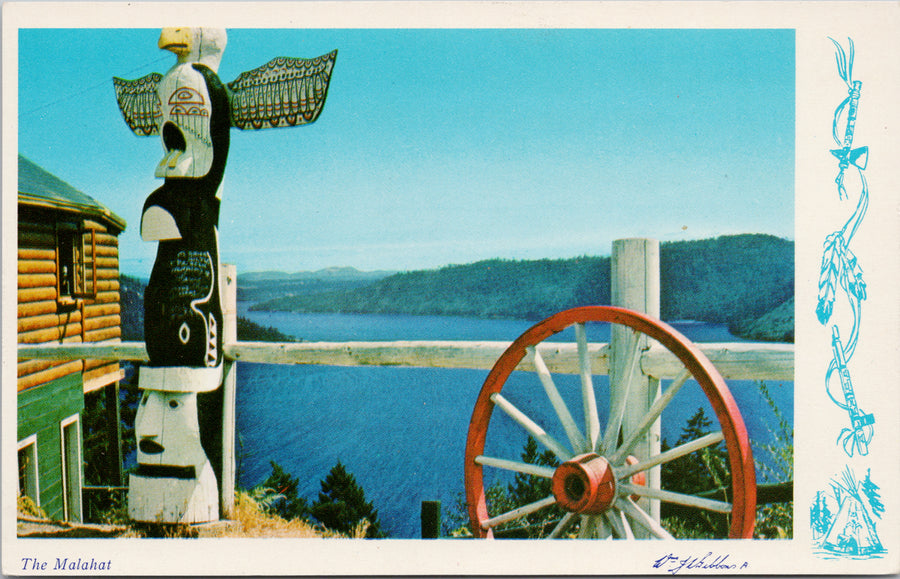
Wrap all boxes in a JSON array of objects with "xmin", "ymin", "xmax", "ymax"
[{"xmin": 18, "ymin": 28, "xmax": 794, "ymax": 278}]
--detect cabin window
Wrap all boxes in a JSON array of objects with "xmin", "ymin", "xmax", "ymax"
[
  {"xmin": 17, "ymin": 435, "xmax": 40, "ymax": 506},
  {"xmin": 57, "ymin": 224, "xmax": 97, "ymax": 300},
  {"xmin": 60, "ymin": 415, "xmax": 83, "ymax": 522}
]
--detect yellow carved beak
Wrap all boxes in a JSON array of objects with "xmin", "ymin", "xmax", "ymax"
[{"xmin": 158, "ymin": 27, "xmax": 192, "ymax": 55}]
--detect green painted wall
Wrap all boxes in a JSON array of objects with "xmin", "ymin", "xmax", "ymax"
[{"xmin": 17, "ymin": 372, "xmax": 84, "ymax": 521}]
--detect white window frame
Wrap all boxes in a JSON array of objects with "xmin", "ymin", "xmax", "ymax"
[
  {"xmin": 59, "ymin": 414, "xmax": 83, "ymax": 522},
  {"xmin": 17, "ymin": 435, "xmax": 40, "ymax": 506}
]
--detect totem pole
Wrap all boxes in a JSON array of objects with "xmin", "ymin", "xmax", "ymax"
[{"xmin": 114, "ymin": 28, "xmax": 336, "ymax": 523}]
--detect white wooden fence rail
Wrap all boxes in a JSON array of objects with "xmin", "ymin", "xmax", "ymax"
[{"xmin": 17, "ymin": 339, "xmax": 794, "ymax": 381}]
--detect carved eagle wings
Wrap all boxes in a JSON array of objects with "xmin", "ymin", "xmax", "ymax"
[
  {"xmin": 228, "ymin": 51, "xmax": 337, "ymax": 130},
  {"xmin": 113, "ymin": 73, "xmax": 164, "ymax": 136},
  {"xmin": 113, "ymin": 50, "xmax": 337, "ymax": 135}
]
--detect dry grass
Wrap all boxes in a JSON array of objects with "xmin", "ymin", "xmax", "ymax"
[
  {"xmin": 18, "ymin": 492, "xmax": 372, "ymax": 539},
  {"xmin": 17, "ymin": 495, "xmax": 46, "ymax": 519},
  {"xmin": 17, "ymin": 495, "xmax": 142, "ymax": 538},
  {"xmin": 204, "ymin": 491, "xmax": 370, "ymax": 538}
]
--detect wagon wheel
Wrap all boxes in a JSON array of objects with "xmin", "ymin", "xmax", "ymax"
[{"xmin": 465, "ymin": 306, "xmax": 756, "ymax": 539}]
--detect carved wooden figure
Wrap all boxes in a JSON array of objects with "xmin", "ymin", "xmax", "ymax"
[
  {"xmin": 115, "ymin": 28, "xmax": 336, "ymax": 523},
  {"xmin": 129, "ymin": 390, "xmax": 218, "ymax": 523}
]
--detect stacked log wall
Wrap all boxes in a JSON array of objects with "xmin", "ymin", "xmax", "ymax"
[{"xmin": 17, "ymin": 210, "xmax": 122, "ymax": 392}]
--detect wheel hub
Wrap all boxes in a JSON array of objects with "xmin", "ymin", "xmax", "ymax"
[
  {"xmin": 551, "ymin": 453, "xmax": 617, "ymax": 515},
  {"xmin": 551, "ymin": 453, "xmax": 647, "ymax": 515}
]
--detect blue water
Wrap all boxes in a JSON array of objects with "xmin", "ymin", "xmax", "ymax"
[{"xmin": 235, "ymin": 305, "xmax": 793, "ymax": 538}]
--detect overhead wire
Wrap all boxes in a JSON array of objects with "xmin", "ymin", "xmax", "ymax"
[{"xmin": 20, "ymin": 54, "xmax": 171, "ymax": 118}]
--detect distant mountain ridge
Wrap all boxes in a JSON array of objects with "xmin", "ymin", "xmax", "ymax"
[
  {"xmin": 240, "ymin": 267, "xmax": 396, "ymax": 282},
  {"xmin": 237, "ymin": 267, "xmax": 395, "ymax": 303},
  {"xmin": 249, "ymin": 234, "xmax": 794, "ymax": 342}
]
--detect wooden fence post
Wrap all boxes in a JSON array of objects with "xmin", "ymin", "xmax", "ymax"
[
  {"xmin": 220, "ymin": 264, "xmax": 238, "ymax": 518},
  {"xmin": 421, "ymin": 500, "xmax": 441, "ymax": 539},
  {"xmin": 103, "ymin": 380, "xmax": 124, "ymax": 486},
  {"xmin": 610, "ymin": 238, "xmax": 661, "ymax": 531}
]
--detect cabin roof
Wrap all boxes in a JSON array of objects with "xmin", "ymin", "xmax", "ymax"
[{"xmin": 18, "ymin": 155, "xmax": 127, "ymax": 232}]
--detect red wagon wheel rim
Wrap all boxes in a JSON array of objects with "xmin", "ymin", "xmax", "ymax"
[{"xmin": 464, "ymin": 306, "xmax": 756, "ymax": 539}]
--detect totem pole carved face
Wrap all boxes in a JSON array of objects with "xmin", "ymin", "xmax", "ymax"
[
  {"xmin": 130, "ymin": 387, "xmax": 219, "ymax": 523},
  {"xmin": 153, "ymin": 28, "xmax": 227, "ymax": 181},
  {"xmin": 157, "ymin": 27, "xmax": 227, "ymax": 71},
  {"xmin": 135, "ymin": 389, "xmax": 208, "ymax": 475}
]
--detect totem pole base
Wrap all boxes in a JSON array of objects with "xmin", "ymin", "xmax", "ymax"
[
  {"xmin": 128, "ymin": 460, "xmax": 219, "ymax": 524},
  {"xmin": 130, "ymin": 366, "xmax": 223, "ymax": 524},
  {"xmin": 139, "ymin": 365, "xmax": 223, "ymax": 393}
]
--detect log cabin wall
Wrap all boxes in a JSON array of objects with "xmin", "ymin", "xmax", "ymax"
[
  {"xmin": 17, "ymin": 206, "xmax": 124, "ymax": 393},
  {"xmin": 16, "ymin": 372, "xmax": 85, "ymax": 521},
  {"xmin": 17, "ymin": 154, "xmax": 129, "ymax": 520}
]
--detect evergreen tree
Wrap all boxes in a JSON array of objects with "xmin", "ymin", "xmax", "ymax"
[
  {"xmin": 504, "ymin": 436, "xmax": 562, "ymax": 535},
  {"xmin": 809, "ymin": 494, "xmax": 820, "ymax": 536},
  {"xmin": 258, "ymin": 461, "xmax": 310, "ymax": 521},
  {"xmin": 508, "ymin": 436, "xmax": 558, "ymax": 505},
  {"xmin": 810, "ymin": 491, "xmax": 832, "ymax": 537},
  {"xmin": 311, "ymin": 461, "xmax": 385, "ymax": 538},
  {"xmin": 660, "ymin": 406, "xmax": 731, "ymax": 536},
  {"xmin": 664, "ymin": 407, "xmax": 730, "ymax": 497},
  {"xmin": 861, "ymin": 468, "xmax": 885, "ymax": 519}
]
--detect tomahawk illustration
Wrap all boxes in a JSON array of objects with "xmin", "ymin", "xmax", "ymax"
[
  {"xmin": 115, "ymin": 28, "xmax": 336, "ymax": 523},
  {"xmin": 815, "ymin": 37, "xmax": 873, "ymax": 458}
]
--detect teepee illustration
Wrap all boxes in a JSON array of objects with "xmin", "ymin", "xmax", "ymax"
[{"xmin": 821, "ymin": 467, "xmax": 884, "ymax": 556}]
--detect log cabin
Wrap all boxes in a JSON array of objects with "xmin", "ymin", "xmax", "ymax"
[{"xmin": 16, "ymin": 154, "xmax": 127, "ymax": 523}]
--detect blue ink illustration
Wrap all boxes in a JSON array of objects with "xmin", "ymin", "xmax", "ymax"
[
  {"xmin": 811, "ymin": 467, "xmax": 885, "ymax": 558},
  {"xmin": 827, "ymin": 38, "xmax": 868, "ymax": 200},
  {"xmin": 815, "ymin": 37, "xmax": 873, "ymax": 457},
  {"xmin": 811, "ymin": 39, "xmax": 885, "ymax": 562}
]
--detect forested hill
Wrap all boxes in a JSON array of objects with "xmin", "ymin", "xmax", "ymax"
[
  {"xmin": 251, "ymin": 234, "xmax": 794, "ymax": 341},
  {"xmin": 120, "ymin": 276, "xmax": 297, "ymax": 343}
]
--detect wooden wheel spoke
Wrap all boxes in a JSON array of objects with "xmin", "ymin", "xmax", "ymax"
[
  {"xmin": 528, "ymin": 346, "xmax": 587, "ymax": 453},
  {"xmin": 576, "ymin": 514, "xmax": 595, "ymax": 538},
  {"xmin": 490, "ymin": 393, "xmax": 572, "ymax": 460},
  {"xmin": 547, "ymin": 512, "xmax": 578, "ymax": 539},
  {"xmin": 619, "ymin": 497, "xmax": 674, "ymax": 539},
  {"xmin": 602, "ymin": 510, "xmax": 624, "ymax": 538},
  {"xmin": 617, "ymin": 509, "xmax": 636, "ymax": 539},
  {"xmin": 600, "ymin": 329, "xmax": 642, "ymax": 453},
  {"xmin": 482, "ymin": 495, "xmax": 557, "ymax": 529},
  {"xmin": 610, "ymin": 369, "xmax": 691, "ymax": 463},
  {"xmin": 598, "ymin": 515, "xmax": 613, "ymax": 539},
  {"xmin": 618, "ymin": 483, "xmax": 732, "ymax": 513},
  {"xmin": 617, "ymin": 431, "xmax": 724, "ymax": 479},
  {"xmin": 604, "ymin": 508, "xmax": 635, "ymax": 539},
  {"xmin": 474, "ymin": 455, "xmax": 555, "ymax": 479},
  {"xmin": 576, "ymin": 514, "xmax": 613, "ymax": 538},
  {"xmin": 575, "ymin": 323, "xmax": 602, "ymax": 451}
]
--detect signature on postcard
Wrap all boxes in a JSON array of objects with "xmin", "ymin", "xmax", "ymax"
[{"xmin": 652, "ymin": 552, "xmax": 749, "ymax": 575}]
